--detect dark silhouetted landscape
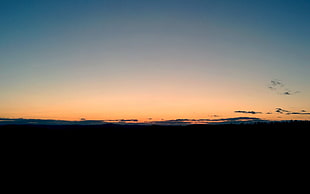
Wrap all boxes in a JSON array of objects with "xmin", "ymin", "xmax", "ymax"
[{"xmin": 1, "ymin": 121, "xmax": 309, "ymax": 148}]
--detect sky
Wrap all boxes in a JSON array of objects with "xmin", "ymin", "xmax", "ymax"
[{"xmin": 0, "ymin": 0, "xmax": 309, "ymax": 123}]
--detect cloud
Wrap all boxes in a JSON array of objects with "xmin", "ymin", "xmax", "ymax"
[
  {"xmin": 149, "ymin": 120, "xmax": 192, "ymax": 125},
  {"xmin": 268, "ymin": 79, "xmax": 300, "ymax": 95},
  {"xmin": 0, "ymin": 118, "xmax": 138, "ymax": 125},
  {"xmin": 286, "ymin": 112, "xmax": 310, "ymax": 115},
  {"xmin": 275, "ymin": 108, "xmax": 310, "ymax": 115},
  {"xmin": 214, "ymin": 117, "xmax": 263, "ymax": 122},
  {"xmin": 282, "ymin": 90, "xmax": 300, "ymax": 95},
  {"xmin": 3, "ymin": 113, "xmax": 308, "ymax": 126},
  {"xmin": 149, "ymin": 117, "xmax": 266, "ymax": 125},
  {"xmin": 0, "ymin": 117, "xmax": 269, "ymax": 126},
  {"xmin": 275, "ymin": 108, "xmax": 290, "ymax": 114},
  {"xmin": 268, "ymin": 79, "xmax": 284, "ymax": 91},
  {"xmin": 119, "ymin": 119, "xmax": 139, "ymax": 122},
  {"xmin": 0, "ymin": 118, "xmax": 106, "ymax": 125},
  {"xmin": 234, "ymin": 110, "xmax": 262, "ymax": 114},
  {"xmin": 106, "ymin": 119, "xmax": 138, "ymax": 122},
  {"xmin": 268, "ymin": 79, "xmax": 284, "ymax": 90}
]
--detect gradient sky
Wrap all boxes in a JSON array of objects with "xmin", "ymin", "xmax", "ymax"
[{"xmin": 1, "ymin": 0, "xmax": 309, "ymax": 122}]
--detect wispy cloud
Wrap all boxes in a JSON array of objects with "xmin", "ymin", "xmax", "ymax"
[
  {"xmin": 286, "ymin": 112, "xmax": 310, "ymax": 115},
  {"xmin": 282, "ymin": 90, "xmax": 300, "ymax": 95},
  {"xmin": 149, "ymin": 117, "xmax": 266, "ymax": 125},
  {"xmin": 234, "ymin": 110, "xmax": 262, "ymax": 114},
  {"xmin": 0, "ymin": 118, "xmax": 139, "ymax": 125},
  {"xmin": 268, "ymin": 79, "xmax": 284, "ymax": 90},
  {"xmin": 0, "ymin": 117, "xmax": 269, "ymax": 126},
  {"xmin": 0, "ymin": 118, "xmax": 106, "ymax": 125},
  {"xmin": 106, "ymin": 119, "xmax": 138, "ymax": 122},
  {"xmin": 275, "ymin": 108, "xmax": 290, "ymax": 114},
  {"xmin": 275, "ymin": 108, "xmax": 310, "ymax": 115},
  {"xmin": 268, "ymin": 79, "xmax": 300, "ymax": 95}
]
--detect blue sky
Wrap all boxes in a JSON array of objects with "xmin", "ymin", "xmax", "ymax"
[{"xmin": 0, "ymin": 0, "xmax": 309, "ymax": 121}]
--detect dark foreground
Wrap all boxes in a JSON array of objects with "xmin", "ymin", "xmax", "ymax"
[
  {"xmin": 1, "ymin": 121, "xmax": 309, "ymax": 145},
  {"xmin": 1, "ymin": 121, "xmax": 308, "ymax": 177}
]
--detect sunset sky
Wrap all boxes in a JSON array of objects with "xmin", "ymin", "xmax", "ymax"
[{"xmin": 1, "ymin": 0, "xmax": 309, "ymax": 123}]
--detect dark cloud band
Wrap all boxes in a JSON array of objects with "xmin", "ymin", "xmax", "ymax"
[{"xmin": 234, "ymin": 111, "xmax": 262, "ymax": 114}]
